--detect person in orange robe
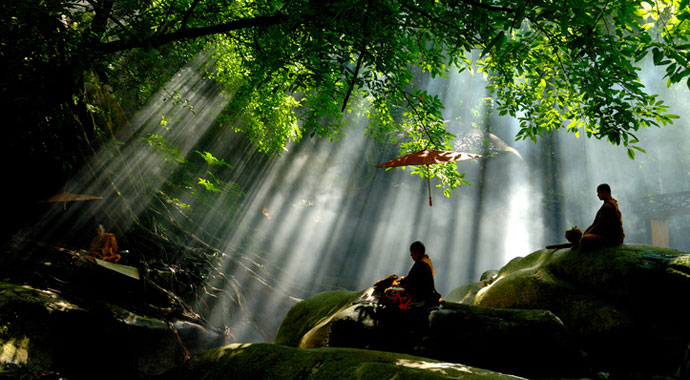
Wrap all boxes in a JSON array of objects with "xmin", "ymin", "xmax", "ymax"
[
  {"xmin": 88, "ymin": 224, "xmax": 121, "ymax": 262},
  {"xmin": 579, "ymin": 184, "xmax": 625, "ymax": 251},
  {"xmin": 398, "ymin": 241, "xmax": 442, "ymax": 305}
]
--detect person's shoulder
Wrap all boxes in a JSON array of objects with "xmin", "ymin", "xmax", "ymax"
[{"xmin": 605, "ymin": 198, "xmax": 620, "ymax": 207}]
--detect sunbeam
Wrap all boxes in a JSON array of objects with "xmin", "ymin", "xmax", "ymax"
[{"xmin": 18, "ymin": 47, "xmax": 690, "ymax": 346}]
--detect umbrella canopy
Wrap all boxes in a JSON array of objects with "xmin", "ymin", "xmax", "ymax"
[
  {"xmin": 40, "ymin": 192, "xmax": 103, "ymax": 203},
  {"xmin": 375, "ymin": 149, "xmax": 480, "ymax": 168},
  {"xmin": 376, "ymin": 149, "xmax": 480, "ymax": 206}
]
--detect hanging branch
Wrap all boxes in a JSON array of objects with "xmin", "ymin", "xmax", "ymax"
[
  {"xmin": 180, "ymin": 0, "xmax": 203, "ymax": 30},
  {"xmin": 341, "ymin": 50, "xmax": 365, "ymax": 112},
  {"xmin": 456, "ymin": 0, "xmax": 517, "ymax": 13},
  {"xmin": 398, "ymin": 88, "xmax": 441, "ymax": 149},
  {"xmin": 98, "ymin": 14, "xmax": 286, "ymax": 54},
  {"xmin": 154, "ymin": 0, "xmax": 179, "ymax": 36}
]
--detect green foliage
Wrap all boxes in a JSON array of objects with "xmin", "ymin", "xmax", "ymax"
[
  {"xmin": 196, "ymin": 151, "xmax": 231, "ymax": 168},
  {"xmin": 198, "ymin": 176, "xmax": 223, "ymax": 193},
  {"xmin": 485, "ymin": 0, "xmax": 684, "ymax": 155},
  {"xmin": 144, "ymin": 133, "xmax": 185, "ymax": 163},
  {"xmin": 3, "ymin": 0, "xmax": 690, "ymax": 195}
]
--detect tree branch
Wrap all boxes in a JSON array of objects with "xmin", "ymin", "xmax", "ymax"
[
  {"xmin": 155, "ymin": 0, "xmax": 179, "ymax": 36},
  {"xmin": 341, "ymin": 51, "xmax": 365, "ymax": 112},
  {"xmin": 87, "ymin": 0, "xmax": 115, "ymax": 43},
  {"xmin": 180, "ymin": 0, "xmax": 203, "ymax": 30},
  {"xmin": 454, "ymin": 0, "xmax": 517, "ymax": 13},
  {"xmin": 98, "ymin": 14, "xmax": 286, "ymax": 54}
]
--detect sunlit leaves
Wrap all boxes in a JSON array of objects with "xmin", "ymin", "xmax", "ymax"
[
  {"xmin": 483, "ymin": 0, "xmax": 684, "ymax": 155},
  {"xmin": 6, "ymin": 0, "xmax": 690, "ymax": 198},
  {"xmin": 196, "ymin": 151, "xmax": 231, "ymax": 167},
  {"xmin": 636, "ymin": 0, "xmax": 690, "ymax": 88},
  {"xmin": 144, "ymin": 133, "xmax": 185, "ymax": 163},
  {"xmin": 198, "ymin": 177, "xmax": 223, "ymax": 193}
]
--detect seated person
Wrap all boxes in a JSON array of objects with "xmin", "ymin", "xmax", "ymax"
[
  {"xmin": 579, "ymin": 183, "xmax": 625, "ymax": 251},
  {"xmin": 397, "ymin": 241, "xmax": 442, "ymax": 305},
  {"xmin": 88, "ymin": 224, "xmax": 121, "ymax": 262}
]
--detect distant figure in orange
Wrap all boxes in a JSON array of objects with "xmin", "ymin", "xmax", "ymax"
[
  {"xmin": 398, "ymin": 241, "xmax": 442, "ymax": 305},
  {"xmin": 579, "ymin": 184, "xmax": 625, "ymax": 251},
  {"xmin": 88, "ymin": 224, "xmax": 121, "ymax": 262}
]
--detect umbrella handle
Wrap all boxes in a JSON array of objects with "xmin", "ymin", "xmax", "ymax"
[{"xmin": 426, "ymin": 164, "xmax": 432, "ymax": 207}]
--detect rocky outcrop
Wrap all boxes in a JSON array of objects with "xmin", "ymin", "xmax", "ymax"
[
  {"xmin": 0, "ymin": 281, "xmax": 225, "ymax": 379},
  {"xmin": 275, "ymin": 288, "xmax": 583, "ymax": 378},
  {"xmin": 276, "ymin": 244, "xmax": 690, "ymax": 379},
  {"xmin": 274, "ymin": 289, "xmax": 363, "ymax": 347},
  {"xmin": 423, "ymin": 302, "xmax": 582, "ymax": 377},
  {"xmin": 682, "ymin": 341, "xmax": 690, "ymax": 380},
  {"xmin": 164, "ymin": 343, "xmax": 528, "ymax": 380},
  {"xmin": 445, "ymin": 269, "xmax": 498, "ymax": 304},
  {"xmin": 6, "ymin": 243, "xmax": 689, "ymax": 380},
  {"xmin": 451, "ymin": 244, "xmax": 690, "ymax": 378}
]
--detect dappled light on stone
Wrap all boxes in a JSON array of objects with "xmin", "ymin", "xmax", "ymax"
[
  {"xmin": 395, "ymin": 358, "xmax": 473, "ymax": 374},
  {"xmin": 0, "ymin": 338, "xmax": 29, "ymax": 365}
]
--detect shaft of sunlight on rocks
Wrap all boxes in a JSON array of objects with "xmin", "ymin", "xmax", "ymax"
[{"xmin": 34, "ymin": 53, "xmax": 231, "ymax": 241}]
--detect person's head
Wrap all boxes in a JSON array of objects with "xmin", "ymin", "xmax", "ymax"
[
  {"xmin": 96, "ymin": 224, "xmax": 105, "ymax": 235},
  {"xmin": 596, "ymin": 183, "xmax": 612, "ymax": 200},
  {"xmin": 410, "ymin": 241, "xmax": 425, "ymax": 261}
]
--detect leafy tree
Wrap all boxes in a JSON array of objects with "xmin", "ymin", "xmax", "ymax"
[{"xmin": 2, "ymin": 0, "xmax": 689, "ymax": 202}]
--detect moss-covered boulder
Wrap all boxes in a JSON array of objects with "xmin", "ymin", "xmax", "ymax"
[
  {"xmin": 0, "ymin": 281, "xmax": 224, "ymax": 379},
  {"xmin": 682, "ymin": 341, "xmax": 690, "ymax": 380},
  {"xmin": 465, "ymin": 244, "xmax": 690, "ymax": 376},
  {"xmin": 164, "ymin": 343, "xmax": 527, "ymax": 380},
  {"xmin": 275, "ymin": 288, "xmax": 583, "ymax": 378},
  {"xmin": 274, "ymin": 289, "xmax": 362, "ymax": 347},
  {"xmin": 277, "ymin": 245, "xmax": 690, "ymax": 379},
  {"xmin": 423, "ymin": 302, "xmax": 583, "ymax": 378}
]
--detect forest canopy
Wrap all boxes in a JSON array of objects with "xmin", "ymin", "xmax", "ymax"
[{"xmin": 2, "ymin": 0, "xmax": 690, "ymax": 203}]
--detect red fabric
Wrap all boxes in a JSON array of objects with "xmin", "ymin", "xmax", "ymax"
[{"xmin": 88, "ymin": 233, "xmax": 120, "ymax": 262}]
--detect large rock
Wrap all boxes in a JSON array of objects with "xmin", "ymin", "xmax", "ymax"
[
  {"xmin": 681, "ymin": 340, "xmax": 690, "ymax": 380},
  {"xmin": 277, "ymin": 245, "xmax": 690, "ymax": 379},
  {"xmin": 275, "ymin": 289, "xmax": 583, "ymax": 378},
  {"xmin": 460, "ymin": 244, "xmax": 690, "ymax": 377},
  {"xmin": 445, "ymin": 270, "xmax": 498, "ymax": 304},
  {"xmin": 0, "ymin": 281, "xmax": 225, "ymax": 379},
  {"xmin": 164, "ymin": 343, "xmax": 527, "ymax": 380},
  {"xmin": 274, "ymin": 289, "xmax": 363, "ymax": 347},
  {"xmin": 423, "ymin": 303, "xmax": 583, "ymax": 378}
]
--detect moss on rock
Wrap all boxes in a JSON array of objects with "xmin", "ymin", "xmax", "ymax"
[
  {"xmin": 445, "ymin": 281, "xmax": 487, "ymax": 304},
  {"xmin": 168, "ymin": 343, "xmax": 527, "ymax": 380},
  {"xmin": 470, "ymin": 244, "xmax": 690, "ymax": 376},
  {"xmin": 473, "ymin": 245, "xmax": 690, "ymax": 321},
  {"xmin": 274, "ymin": 289, "xmax": 362, "ymax": 347},
  {"xmin": 0, "ymin": 281, "xmax": 223, "ymax": 379}
]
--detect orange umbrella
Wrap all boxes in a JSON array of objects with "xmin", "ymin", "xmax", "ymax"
[
  {"xmin": 40, "ymin": 192, "xmax": 104, "ymax": 203},
  {"xmin": 376, "ymin": 149, "xmax": 480, "ymax": 206}
]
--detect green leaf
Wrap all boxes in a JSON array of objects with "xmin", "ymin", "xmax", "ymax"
[
  {"xmin": 627, "ymin": 148, "xmax": 635, "ymax": 160},
  {"xmin": 198, "ymin": 178, "xmax": 222, "ymax": 193},
  {"xmin": 196, "ymin": 151, "xmax": 231, "ymax": 167},
  {"xmin": 481, "ymin": 31, "xmax": 505, "ymax": 58}
]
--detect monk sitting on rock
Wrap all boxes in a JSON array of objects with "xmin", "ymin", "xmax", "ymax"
[
  {"xmin": 88, "ymin": 224, "xmax": 121, "ymax": 262},
  {"xmin": 398, "ymin": 241, "xmax": 442, "ymax": 306},
  {"xmin": 579, "ymin": 183, "xmax": 625, "ymax": 251},
  {"xmin": 372, "ymin": 241, "xmax": 442, "ymax": 309}
]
